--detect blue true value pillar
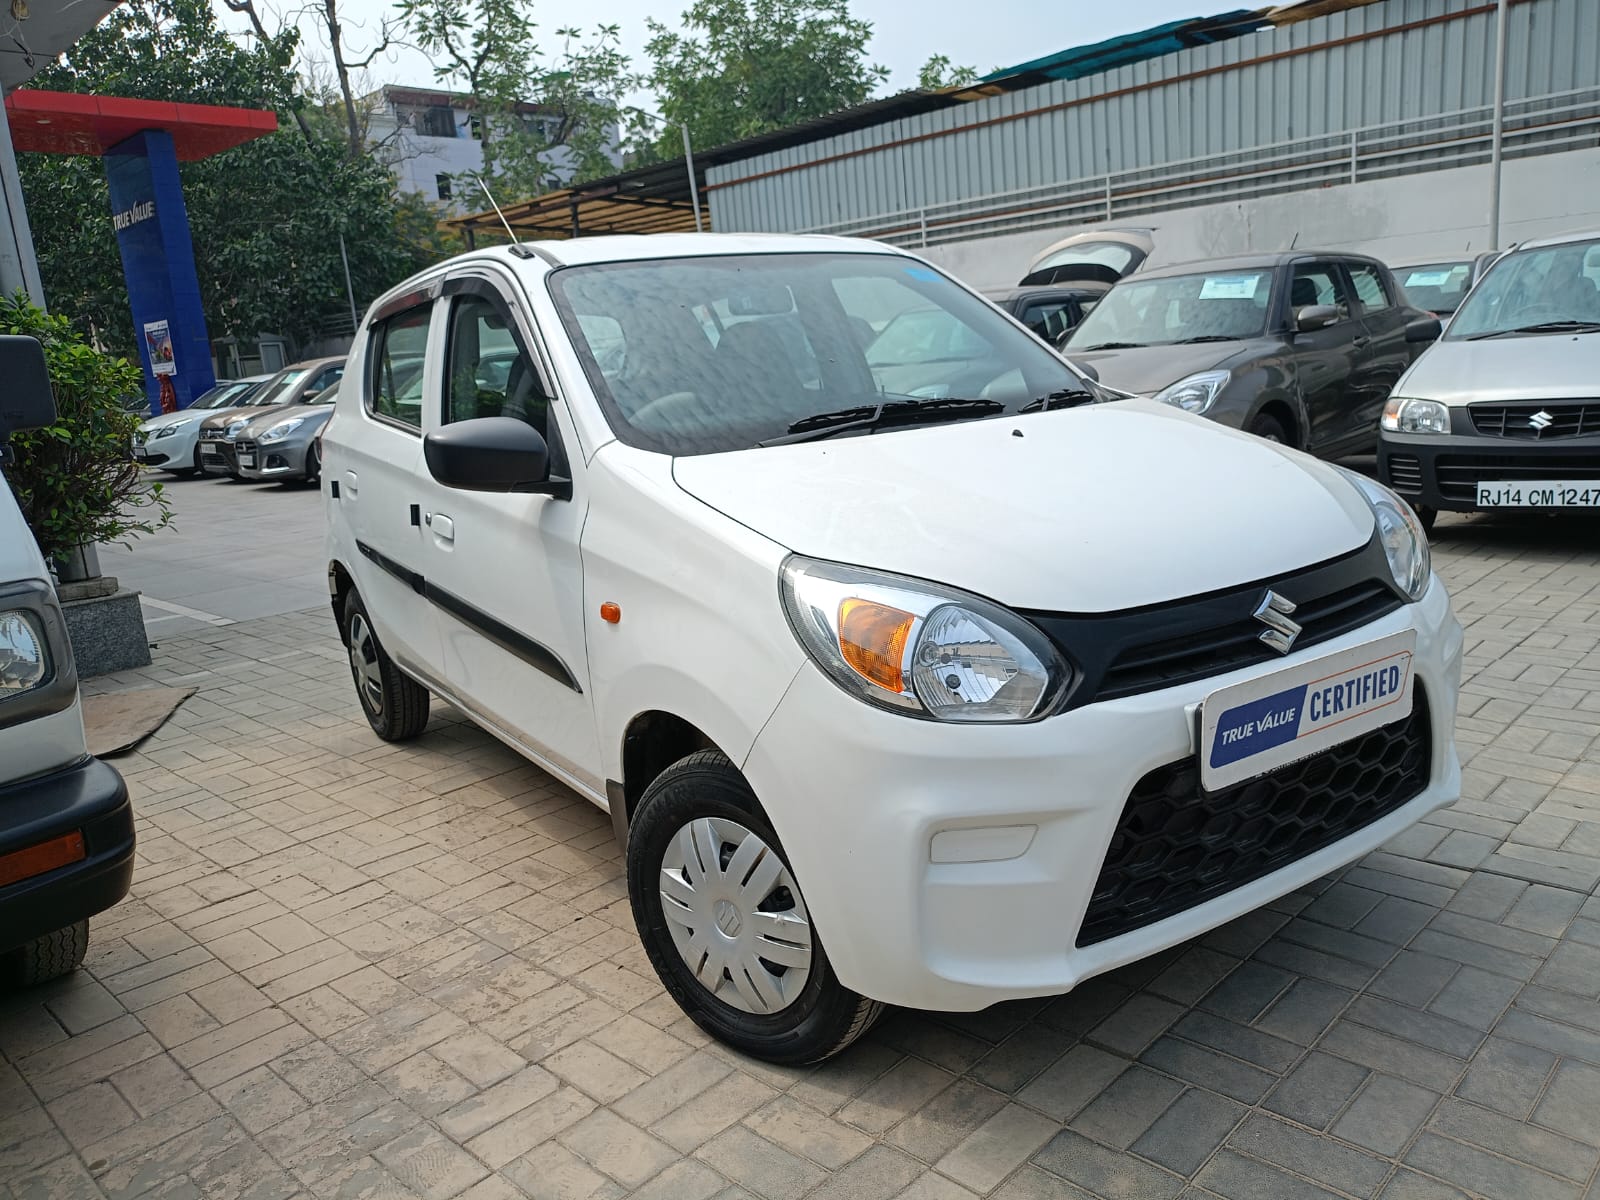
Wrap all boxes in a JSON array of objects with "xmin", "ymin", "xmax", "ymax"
[{"xmin": 104, "ymin": 130, "xmax": 215, "ymax": 415}]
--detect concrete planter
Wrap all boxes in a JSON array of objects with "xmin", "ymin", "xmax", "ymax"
[
  {"xmin": 55, "ymin": 543, "xmax": 102, "ymax": 583},
  {"xmin": 57, "ymin": 575, "xmax": 152, "ymax": 678}
]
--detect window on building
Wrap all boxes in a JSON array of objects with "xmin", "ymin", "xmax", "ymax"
[
  {"xmin": 436, "ymin": 174, "xmax": 453, "ymax": 201},
  {"xmin": 468, "ymin": 114, "xmax": 483, "ymax": 140},
  {"xmin": 409, "ymin": 106, "xmax": 457, "ymax": 138}
]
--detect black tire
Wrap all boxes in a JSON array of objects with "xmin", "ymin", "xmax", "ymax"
[
  {"xmin": 627, "ymin": 751, "xmax": 882, "ymax": 1065},
  {"xmin": 343, "ymin": 589, "xmax": 430, "ymax": 741},
  {"xmin": 7, "ymin": 920, "xmax": 88, "ymax": 986},
  {"xmin": 1415, "ymin": 504, "xmax": 1438, "ymax": 534},
  {"xmin": 304, "ymin": 443, "xmax": 321, "ymax": 486},
  {"xmin": 1248, "ymin": 411, "xmax": 1290, "ymax": 444}
]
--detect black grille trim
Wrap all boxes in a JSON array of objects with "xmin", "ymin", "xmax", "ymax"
[
  {"xmin": 1386, "ymin": 454, "xmax": 1423, "ymax": 495},
  {"xmin": 1025, "ymin": 532, "xmax": 1405, "ymax": 710},
  {"xmin": 1469, "ymin": 401, "xmax": 1600, "ymax": 440},
  {"xmin": 1435, "ymin": 453, "xmax": 1600, "ymax": 501},
  {"xmin": 1077, "ymin": 684, "xmax": 1432, "ymax": 947}
]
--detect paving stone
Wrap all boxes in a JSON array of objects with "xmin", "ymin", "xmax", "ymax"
[
  {"xmin": 804, "ymin": 1145, "xmax": 924, "ymax": 1200},
  {"xmin": 1228, "ymin": 1113, "xmax": 1391, "ymax": 1198},
  {"xmin": 1428, "ymin": 1098, "xmax": 1598, "ymax": 1182},
  {"xmin": 1531, "ymin": 1060, "xmax": 1600, "ymax": 1145},
  {"xmin": 1331, "ymin": 1075, "xmax": 1440, "ymax": 1156},
  {"xmin": 649, "ymin": 1070, "xmax": 779, "ymax": 1153},
  {"xmin": 1130, "ymin": 1088, "xmax": 1246, "ymax": 1176},
  {"xmin": 935, "ymin": 1103, "xmax": 1059, "ymax": 1194},
  {"xmin": 744, "ymin": 1095, "xmax": 874, "ymax": 1169},
  {"xmin": 1139, "ymin": 1037, "xmax": 1277, "ymax": 1104},
  {"xmin": 1426, "ymin": 966, "xmax": 1522, "ymax": 1030},
  {"xmin": 695, "ymin": 1126, "xmax": 827, "ymax": 1200},
  {"xmin": 841, "ymin": 1058, "xmax": 959, "ymax": 1135},
  {"xmin": 881, "ymin": 1078, "xmax": 1008, "ymax": 1163},
  {"xmin": 1014, "ymin": 1043, "xmax": 1125, "ymax": 1120},
  {"xmin": 1069, "ymin": 1065, "xmax": 1185, "ymax": 1150},
  {"xmin": 1404, "ymin": 1133, "xmax": 1582, "ymax": 1200},
  {"xmin": 1031, "ymin": 1129, "xmax": 1184, "ymax": 1199},
  {"xmin": 1194, "ymin": 1150, "xmax": 1344, "ymax": 1200}
]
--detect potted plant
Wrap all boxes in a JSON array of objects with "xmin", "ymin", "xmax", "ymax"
[{"xmin": 0, "ymin": 293, "xmax": 171, "ymax": 580}]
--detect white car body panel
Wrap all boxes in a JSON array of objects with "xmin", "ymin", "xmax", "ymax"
[{"xmin": 324, "ymin": 235, "xmax": 1464, "ymax": 1014}]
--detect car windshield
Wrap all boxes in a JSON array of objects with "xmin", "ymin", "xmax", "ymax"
[
  {"xmin": 1398, "ymin": 261, "xmax": 1473, "ymax": 314},
  {"xmin": 249, "ymin": 367, "xmax": 312, "ymax": 406},
  {"xmin": 547, "ymin": 252, "xmax": 1091, "ymax": 456},
  {"xmin": 1066, "ymin": 269, "xmax": 1273, "ymax": 349},
  {"xmin": 308, "ymin": 382, "xmax": 341, "ymax": 406},
  {"xmin": 192, "ymin": 382, "xmax": 252, "ymax": 409},
  {"xmin": 1447, "ymin": 238, "xmax": 1600, "ymax": 339}
]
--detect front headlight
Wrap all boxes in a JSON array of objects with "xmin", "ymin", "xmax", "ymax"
[
  {"xmin": 1336, "ymin": 467, "xmax": 1431, "ymax": 600},
  {"xmin": 779, "ymin": 557, "xmax": 1070, "ymax": 722},
  {"xmin": 261, "ymin": 417, "xmax": 306, "ymax": 442},
  {"xmin": 152, "ymin": 418, "xmax": 194, "ymax": 439},
  {"xmin": 1152, "ymin": 370, "xmax": 1231, "ymax": 414},
  {"xmin": 1381, "ymin": 397, "xmax": 1450, "ymax": 434},
  {"xmin": 0, "ymin": 609, "xmax": 50, "ymax": 695}
]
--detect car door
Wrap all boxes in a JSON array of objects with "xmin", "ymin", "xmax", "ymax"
[
  {"xmin": 1287, "ymin": 260, "xmax": 1366, "ymax": 454},
  {"xmin": 412, "ymin": 269, "xmax": 602, "ymax": 794},
  {"xmin": 1342, "ymin": 260, "xmax": 1412, "ymax": 441},
  {"xmin": 338, "ymin": 285, "xmax": 444, "ymax": 681}
]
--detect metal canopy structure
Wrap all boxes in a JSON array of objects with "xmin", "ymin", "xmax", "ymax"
[
  {"xmin": 455, "ymin": 156, "xmax": 709, "ymax": 244},
  {"xmin": 5, "ymin": 91, "xmax": 278, "ymax": 160}
]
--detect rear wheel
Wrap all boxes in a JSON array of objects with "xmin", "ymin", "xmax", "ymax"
[
  {"xmin": 627, "ymin": 751, "xmax": 882, "ymax": 1064},
  {"xmin": 1248, "ymin": 411, "xmax": 1290, "ymax": 444},
  {"xmin": 343, "ymin": 590, "xmax": 429, "ymax": 741},
  {"xmin": 6, "ymin": 921, "xmax": 88, "ymax": 986}
]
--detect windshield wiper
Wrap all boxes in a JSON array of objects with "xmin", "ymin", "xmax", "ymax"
[
  {"xmin": 1173, "ymin": 334, "xmax": 1241, "ymax": 344},
  {"xmin": 759, "ymin": 397, "xmax": 1004, "ymax": 446},
  {"xmin": 1017, "ymin": 388, "xmax": 1098, "ymax": 414},
  {"xmin": 1467, "ymin": 320, "xmax": 1600, "ymax": 340},
  {"xmin": 1078, "ymin": 341, "xmax": 1144, "ymax": 351}
]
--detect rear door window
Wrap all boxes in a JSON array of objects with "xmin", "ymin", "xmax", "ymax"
[
  {"xmin": 1290, "ymin": 263, "xmax": 1353, "ymax": 322},
  {"xmin": 1345, "ymin": 263, "xmax": 1393, "ymax": 314},
  {"xmin": 368, "ymin": 305, "xmax": 432, "ymax": 430}
]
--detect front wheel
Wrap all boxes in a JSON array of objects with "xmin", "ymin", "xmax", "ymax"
[
  {"xmin": 303, "ymin": 443, "xmax": 321, "ymax": 486},
  {"xmin": 343, "ymin": 590, "xmax": 429, "ymax": 741},
  {"xmin": 1248, "ymin": 412, "xmax": 1289, "ymax": 444},
  {"xmin": 6, "ymin": 920, "xmax": 88, "ymax": 986},
  {"xmin": 1415, "ymin": 504, "xmax": 1438, "ymax": 534},
  {"xmin": 627, "ymin": 751, "xmax": 882, "ymax": 1065}
]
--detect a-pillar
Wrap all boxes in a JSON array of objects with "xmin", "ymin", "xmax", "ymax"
[{"xmin": 103, "ymin": 130, "xmax": 216, "ymax": 415}]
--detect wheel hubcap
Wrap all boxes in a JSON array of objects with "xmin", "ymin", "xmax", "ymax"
[
  {"xmin": 348, "ymin": 614, "xmax": 383, "ymax": 711},
  {"xmin": 659, "ymin": 816, "xmax": 813, "ymax": 1014}
]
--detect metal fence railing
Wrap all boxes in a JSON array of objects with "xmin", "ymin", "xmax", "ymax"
[{"xmin": 793, "ymin": 84, "xmax": 1600, "ymax": 249}]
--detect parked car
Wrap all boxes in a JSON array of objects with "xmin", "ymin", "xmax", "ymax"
[
  {"xmin": 1019, "ymin": 227, "xmax": 1154, "ymax": 286},
  {"xmin": 234, "ymin": 381, "xmax": 340, "ymax": 484},
  {"xmin": 1393, "ymin": 251, "xmax": 1503, "ymax": 318},
  {"xmin": 1378, "ymin": 229, "xmax": 1600, "ymax": 530},
  {"xmin": 0, "ymin": 335, "xmax": 134, "ymax": 986},
  {"xmin": 986, "ymin": 284, "xmax": 1107, "ymax": 344},
  {"xmin": 325, "ymin": 235, "xmax": 1462, "ymax": 1064},
  {"xmin": 198, "ymin": 357, "xmax": 346, "ymax": 477},
  {"xmin": 1063, "ymin": 252, "xmax": 1441, "ymax": 454},
  {"xmin": 134, "ymin": 375, "xmax": 270, "ymax": 475}
]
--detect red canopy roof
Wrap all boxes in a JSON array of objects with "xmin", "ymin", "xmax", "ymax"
[{"xmin": 5, "ymin": 90, "xmax": 276, "ymax": 161}]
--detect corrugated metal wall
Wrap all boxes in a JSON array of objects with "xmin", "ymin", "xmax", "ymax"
[{"xmin": 706, "ymin": 0, "xmax": 1599, "ymax": 234}]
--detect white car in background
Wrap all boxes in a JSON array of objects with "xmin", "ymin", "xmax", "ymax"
[
  {"xmin": 326, "ymin": 234, "xmax": 1464, "ymax": 1064},
  {"xmin": 133, "ymin": 376, "xmax": 269, "ymax": 475}
]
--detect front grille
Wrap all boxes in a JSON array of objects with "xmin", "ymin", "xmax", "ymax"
[
  {"xmin": 234, "ymin": 440, "xmax": 257, "ymax": 456},
  {"xmin": 1470, "ymin": 401, "xmax": 1600, "ymax": 439},
  {"xmin": 1077, "ymin": 685, "xmax": 1431, "ymax": 947},
  {"xmin": 1026, "ymin": 532, "xmax": 1404, "ymax": 710},
  {"xmin": 1386, "ymin": 454, "xmax": 1423, "ymax": 496},
  {"xmin": 1436, "ymin": 454, "xmax": 1600, "ymax": 501}
]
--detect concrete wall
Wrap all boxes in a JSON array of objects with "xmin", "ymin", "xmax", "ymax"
[{"xmin": 920, "ymin": 146, "xmax": 1600, "ymax": 290}]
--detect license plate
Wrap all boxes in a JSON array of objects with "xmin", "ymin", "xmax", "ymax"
[
  {"xmin": 132, "ymin": 446, "xmax": 148, "ymax": 460},
  {"xmin": 1477, "ymin": 481, "xmax": 1600, "ymax": 507},
  {"xmin": 1199, "ymin": 631, "xmax": 1416, "ymax": 792},
  {"xmin": 237, "ymin": 453, "xmax": 256, "ymax": 469}
]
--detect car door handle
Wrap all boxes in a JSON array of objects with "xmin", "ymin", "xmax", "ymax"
[
  {"xmin": 1351, "ymin": 336, "xmax": 1371, "ymax": 348},
  {"xmin": 342, "ymin": 470, "xmax": 358, "ymax": 498},
  {"xmin": 426, "ymin": 512, "xmax": 455, "ymax": 542}
]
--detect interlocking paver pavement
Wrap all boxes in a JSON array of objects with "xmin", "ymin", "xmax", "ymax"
[{"xmin": 6, "ymin": 511, "xmax": 1600, "ymax": 1200}]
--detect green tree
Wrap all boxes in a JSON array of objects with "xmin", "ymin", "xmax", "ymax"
[
  {"xmin": 17, "ymin": 0, "xmax": 432, "ymax": 356},
  {"xmin": 917, "ymin": 54, "xmax": 979, "ymax": 90},
  {"xmin": 638, "ymin": 0, "xmax": 889, "ymax": 160}
]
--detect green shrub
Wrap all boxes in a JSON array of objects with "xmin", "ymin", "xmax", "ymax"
[{"xmin": 0, "ymin": 292, "xmax": 172, "ymax": 565}]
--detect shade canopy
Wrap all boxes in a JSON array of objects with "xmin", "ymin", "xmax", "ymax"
[{"xmin": 5, "ymin": 90, "xmax": 277, "ymax": 161}]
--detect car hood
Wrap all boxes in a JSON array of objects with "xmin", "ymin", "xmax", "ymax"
[
  {"xmin": 671, "ymin": 399, "xmax": 1374, "ymax": 612},
  {"xmin": 241, "ymin": 406, "xmax": 331, "ymax": 435},
  {"xmin": 140, "ymin": 408, "xmax": 209, "ymax": 432},
  {"xmin": 1065, "ymin": 341, "xmax": 1259, "ymax": 396},
  {"xmin": 201, "ymin": 404, "xmax": 286, "ymax": 432},
  {"xmin": 1399, "ymin": 332, "xmax": 1600, "ymax": 404}
]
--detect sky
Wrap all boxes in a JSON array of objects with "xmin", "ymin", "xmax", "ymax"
[{"xmin": 212, "ymin": 0, "xmax": 1208, "ymax": 113}]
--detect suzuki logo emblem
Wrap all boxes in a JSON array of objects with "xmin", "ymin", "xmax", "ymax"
[
  {"xmin": 1529, "ymin": 410, "xmax": 1554, "ymax": 431},
  {"xmin": 1253, "ymin": 591, "xmax": 1302, "ymax": 655}
]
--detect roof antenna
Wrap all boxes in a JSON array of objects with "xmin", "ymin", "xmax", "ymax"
[
  {"xmin": 1286, "ymin": 230, "xmax": 1300, "ymax": 250},
  {"xmin": 473, "ymin": 174, "xmax": 520, "ymax": 245}
]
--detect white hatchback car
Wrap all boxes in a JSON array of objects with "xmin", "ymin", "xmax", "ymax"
[{"xmin": 324, "ymin": 235, "xmax": 1464, "ymax": 1064}]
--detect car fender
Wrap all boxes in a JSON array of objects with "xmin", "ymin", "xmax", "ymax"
[{"xmin": 1233, "ymin": 358, "xmax": 1307, "ymax": 447}]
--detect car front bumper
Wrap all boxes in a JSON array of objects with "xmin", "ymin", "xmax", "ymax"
[
  {"xmin": 198, "ymin": 435, "xmax": 239, "ymax": 476},
  {"xmin": 1, "ymin": 756, "xmax": 135, "ymax": 955},
  {"xmin": 136, "ymin": 423, "xmax": 202, "ymax": 470},
  {"xmin": 1379, "ymin": 429, "xmax": 1600, "ymax": 512},
  {"xmin": 236, "ymin": 436, "xmax": 310, "ymax": 480},
  {"xmin": 741, "ymin": 577, "xmax": 1462, "ymax": 1011}
]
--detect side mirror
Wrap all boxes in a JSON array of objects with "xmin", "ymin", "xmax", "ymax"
[
  {"xmin": 0, "ymin": 335, "xmax": 56, "ymax": 441},
  {"xmin": 424, "ymin": 416, "xmax": 558, "ymax": 494},
  {"xmin": 1071, "ymin": 358, "xmax": 1100, "ymax": 383},
  {"xmin": 1294, "ymin": 305, "xmax": 1341, "ymax": 332},
  {"xmin": 1405, "ymin": 316, "xmax": 1443, "ymax": 343}
]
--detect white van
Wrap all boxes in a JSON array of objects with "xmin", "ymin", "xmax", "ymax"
[
  {"xmin": 0, "ymin": 335, "xmax": 135, "ymax": 984},
  {"xmin": 324, "ymin": 235, "xmax": 1464, "ymax": 1063}
]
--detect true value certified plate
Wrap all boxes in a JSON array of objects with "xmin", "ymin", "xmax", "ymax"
[
  {"xmin": 1199, "ymin": 630, "xmax": 1417, "ymax": 792},
  {"xmin": 1477, "ymin": 481, "xmax": 1600, "ymax": 507}
]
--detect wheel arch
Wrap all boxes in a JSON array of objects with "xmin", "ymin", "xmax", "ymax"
[
  {"xmin": 328, "ymin": 559, "xmax": 356, "ymax": 642},
  {"xmin": 610, "ymin": 710, "xmax": 728, "ymax": 845}
]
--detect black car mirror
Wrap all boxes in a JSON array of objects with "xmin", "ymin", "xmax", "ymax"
[
  {"xmin": 424, "ymin": 416, "xmax": 564, "ymax": 496},
  {"xmin": 0, "ymin": 335, "xmax": 56, "ymax": 442},
  {"xmin": 1294, "ymin": 305, "xmax": 1341, "ymax": 332},
  {"xmin": 1405, "ymin": 316, "xmax": 1443, "ymax": 343}
]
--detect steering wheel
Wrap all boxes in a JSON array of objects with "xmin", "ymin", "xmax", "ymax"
[{"xmin": 630, "ymin": 390, "xmax": 713, "ymax": 430}]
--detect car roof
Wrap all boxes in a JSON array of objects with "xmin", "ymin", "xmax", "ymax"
[
  {"xmin": 1136, "ymin": 251, "xmax": 1386, "ymax": 279},
  {"xmin": 1508, "ymin": 228, "xmax": 1600, "ymax": 252},
  {"xmin": 1390, "ymin": 257, "xmax": 1474, "ymax": 269},
  {"xmin": 511, "ymin": 233, "xmax": 900, "ymax": 269},
  {"xmin": 284, "ymin": 356, "xmax": 347, "ymax": 371}
]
